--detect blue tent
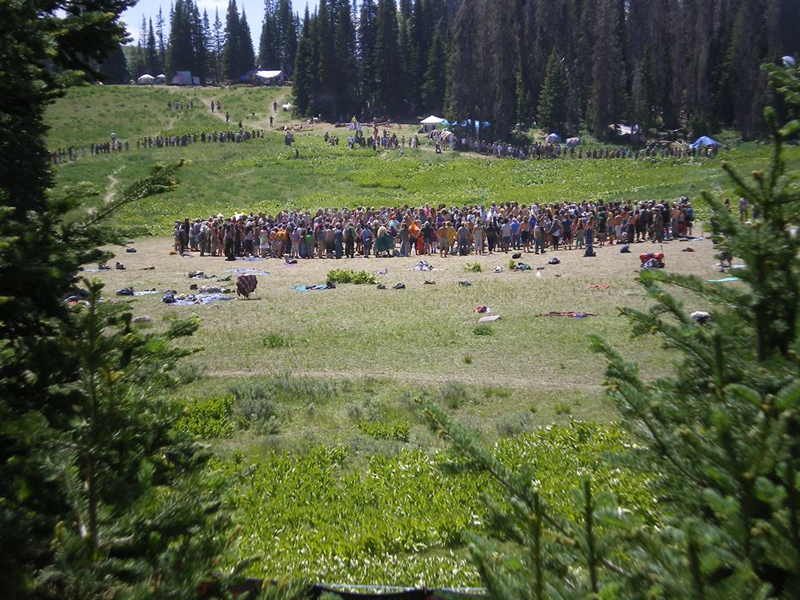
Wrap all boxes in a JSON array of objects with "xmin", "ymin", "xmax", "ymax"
[{"xmin": 690, "ymin": 136, "xmax": 721, "ymax": 149}]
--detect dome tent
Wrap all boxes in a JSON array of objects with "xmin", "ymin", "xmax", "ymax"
[
  {"xmin": 155, "ymin": 73, "xmax": 167, "ymax": 84},
  {"xmin": 136, "ymin": 74, "xmax": 155, "ymax": 85},
  {"xmin": 689, "ymin": 136, "xmax": 721, "ymax": 149}
]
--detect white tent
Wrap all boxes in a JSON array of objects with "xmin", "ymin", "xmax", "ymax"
[
  {"xmin": 421, "ymin": 115, "xmax": 446, "ymax": 124},
  {"xmin": 155, "ymin": 73, "xmax": 167, "ymax": 84},
  {"xmin": 254, "ymin": 70, "xmax": 284, "ymax": 84},
  {"xmin": 136, "ymin": 74, "xmax": 155, "ymax": 85}
]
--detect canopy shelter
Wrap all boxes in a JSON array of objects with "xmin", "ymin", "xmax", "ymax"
[
  {"xmin": 566, "ymin": 137, "xmax": 581, "ymax": 147},
  {"xmin": 253, "ymin": 70, "xmax": 284, "ymax": 84},
  {"xmin": 545, "ymin": 133, "xmax": 562, "ymax": 144},
  {"xmin": 136, "ymin": 74, "xmax": 155, "ymax": 85},
  {"xmin": 689, "ymin": 136, "xmax": 721, "ymax": 149},
  {"xmin": 155, "ymin": 73, "xmax": 167, "ymax": 84},
  {"xmin": 421, "ymin": 115, "xmax": 447, "ymax": 132}
]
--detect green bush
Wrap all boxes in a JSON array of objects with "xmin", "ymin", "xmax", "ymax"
[
  {"xmin": 261, "ymin": 332, "xmax": 293, "ymax": 349},
  {"xmin": 496, "ymin": 411, "xmax": 532, "ymax": 436},
  {"xmin": 176, "ymin": 395, "xmax": 235, "ymax": 439},
  {"xmin": 326, "ymin": 269, "xmax": 377, "ymax": 285},
  {"xmin": 438, "ymin": 381, "xmax": 474, "ymax": 410},
  {"xmin": 554, "ymin": 402, "xmax": 572, "ymax": 415},
  {"xmin": 463, "ymin": 262, "xmax": 482, "ymax": 273},
  {"xmin": 358, "ymin": 420, "xmax": 411, "ymax": 442},
  {"xmin": 472, "ymin": 323, "xmax": 494, "ymax": 336}
]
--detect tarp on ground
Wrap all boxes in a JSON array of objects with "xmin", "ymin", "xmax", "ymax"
[
  {"xmin": 171, "ymin": 70, "xmax": 192, "ymax": 86},
  {"xmin": 421, "ymin": 115, "xmax": 446, "ymax": 124},
  {"xmin": 689, "ymin": 136, "xmax": 721, "ymax": 149},
  {"xmin": 137, "ymin": 74, "xmax": 155, "ymax": 85},
  {"xmin": 545, "ymin": 133, "xmax": 562, "ymax": 144}
]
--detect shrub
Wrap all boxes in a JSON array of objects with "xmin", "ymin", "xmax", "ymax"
[
  {"xmin": 483, "ymin": 386, "xmax": 511, "ymax": 399},
  {"xmin": 261, "ymin": 332, "xmax": 293, "ymax": 348},
  {"xmin": 463, "ymin": 355, "xmax": 473, "ymax": 364},
  {"xmin": 472, "ymin": 323, "xmax": 494, "ymax": 336},
  {"xmin": 496, "ymin": 411, "xmax": 532, "ymax": 436},
  {"xmin": 176, "ymin": 395, "xmax": 235, "ymax": 439},
  {"xmin": 554, "ymin": 402, "xmax": 571, "ymax": 415},
  {"xmin": 463, "ymin": 262, "xmax": 482, "ymax": 273},
  {"xmin": 438, "ymin": 382, "xmax": 474, "ymax": 410},
  {"xmin": 358, "ymin": 420, "xmax": 411, "ymax": 442},
  {"xmin": 326, "ymin": 269, "xmax": 377, "ymax": 285}
]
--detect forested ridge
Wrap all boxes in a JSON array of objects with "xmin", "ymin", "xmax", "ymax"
[{"xmin": 123, "ymin": 0, "xmax": 800, "ymax": 140}]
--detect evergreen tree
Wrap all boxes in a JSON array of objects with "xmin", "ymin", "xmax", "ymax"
[
  {"xmin": 146, "ymin": 19, "xmax": 162, "ymax": 75},
  {"xmin": 222, "ymin": 0, "xmax": 242, "ymax": 79},
  {"xmin": 99, "ymin": 43, "xmax": 130, "ymax": 83},
  {"xmin": 202, "ymin": 9, "xmax": 213, "ymax": 82},
  {"xmin": 422, "ymin": 62, "xmax": 800, "ymax": 598},
  {"xmin": 334, "ymin": 0, "xmax": 358, "ymax": 117},
  {"xmin": 293, "ymin": 6, "xmax": 314, "ymax": 114},
  {"xmin": 259, "ymin": 0, "xmax": 281, "ymax": 69},
  {"xmin": 634, "ymin": 46, "xmax": 656, "ymax": 130},
  {"xmin": 537, "ymin": 51, "xmax": 568, "ymax": 135},
  {"xmin": 239, "ymin": 9, "xmax": 256, "ymax": 75},
  {"xmin": 589, "ymin": 0, "xmax": 623, "ymax": 138},
  {"xmin": 191, "ymin": 1, "xmax": 208, "ymax": 83},
  {"xmin": 316, "ymin": 0, "xmax": 338, "ymax": 118},
  {"xmin": 422, "ymin": 27, "xmax": 446, "ymax": 114},
  {"xmin": 156, "ymin": 6, "xmax": 167, "ymax": 66},
  {"xmin": 167, "ymin": 0, "xmax": 195, "ymax": 77},
  {"xmin": 372, "ymin": 0, "xmax": 401, "ymax": 114},
  {"xmin": 213, "ymin": 8, "xmax": 225, "ymax": 83},
  {"xmin": 448, "ymin": 0, "xmax": 484, "ymax": 126},
  {"xmin": 358, "ymin": 0, "xmax": 378, "ymax": 111},
  {"xmin": 277, "ymin": 0, "xmax": 297, "ymax": 75},
  {"xmin": 408, "ymin": 0, "xmax": 428, "ymax": 113},
  {"xmin": 0, "ymin": 0, "xmax": 240, "ymax": 593}
]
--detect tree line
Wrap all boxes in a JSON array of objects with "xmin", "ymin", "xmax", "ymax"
[
  {"xmin": 116, "ymin": 0, "xmax": 799, "ymax": 140},
  {"xmin": 125, "ymin": 0, "xmax": 297, "ymax": 84}
]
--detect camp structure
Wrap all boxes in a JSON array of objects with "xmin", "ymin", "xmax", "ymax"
[
  {"xmin": 566, "ymin": 137, "xmax": 581, "ymax": 147},
  {"xmin": 421, "ymin": 115, "xmax": 447, "ymax": 132},
  {"xmin": 545, "ymin": 133, "xmax": 562, "ymax": 144},
  {"xmin": 136, "ymin": 74, "xmax": 155, "ymax": 85},
  {"xmin": 155, "ymin": 73, "xmax": 167, "ymax": 85},
  {"xmin": 241, "ymin": 69, "xmax": 285, "ymax": 85},
  {"xmin": 171, "ymin": 70, "xmax": 193, "ymax": 86},
  {"xmin": 689, "ymin": 136, "xmax": 721, "ymax": 149}
]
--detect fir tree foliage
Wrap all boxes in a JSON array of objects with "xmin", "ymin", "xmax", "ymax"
[
  {"xmin": 0, "ymin": 0, "xmax": 243, "ymax": 594},
  {"xmin": 537, "ymin": 52, "xmax": 568, "ymax": 136},
  {"xmin": 422, "ymin": 61, "xmax": 800, "ymax": 598}
]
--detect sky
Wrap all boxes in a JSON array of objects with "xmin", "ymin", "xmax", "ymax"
[{"xmin": 122, "ymin": 0, "xmax": 319, "ymax": 45}]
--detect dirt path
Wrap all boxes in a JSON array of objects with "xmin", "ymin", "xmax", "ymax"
[
  {"xmin": 104, "ymin": 165, "xmax": 125, "ymax": 204},
  {"xmin": 200, "ymin": 97, "xmax": 227, "ymax": 123}
]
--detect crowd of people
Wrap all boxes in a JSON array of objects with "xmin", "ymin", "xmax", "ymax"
[
  {"xmin": 134, "ymin": 128, "xmax": 264, "ymax": 149},
  {"xmin": 171, "ymin": 198, "xmax": 697, "ymax": 261},
  {"xmin": 51, "ymin": 128, "xmax": 265, "ymax": 163}
]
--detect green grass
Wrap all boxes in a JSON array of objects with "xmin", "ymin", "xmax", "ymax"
[
  {"xmin": 48, "ymin": 86, "xmax": 800, "ymax": 237},
  {"xmin": 212, "ymin": 421, "xmax": 657, "ymax": 586},
  {"xmin": 44, "ymin": 84, "xmax": 800, "ymax": 586}
]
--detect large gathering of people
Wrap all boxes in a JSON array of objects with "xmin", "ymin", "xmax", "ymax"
[{"xmin": 172, "ymin": 198, "xmax": 697, "ymax": 261}]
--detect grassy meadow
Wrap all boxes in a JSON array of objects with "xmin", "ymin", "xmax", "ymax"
[{"xmin": 46, "ymin": 84, "xmax": 797, "ymax": 586}]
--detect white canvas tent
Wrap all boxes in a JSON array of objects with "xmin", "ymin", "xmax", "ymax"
[
  {"xmin": 137, "ymin": 74, "xmax": 155, "ymax": 85},
  {"xmin": 421, "ymin": 115, "xmax": 446, "ymax": 131},
  {"xmin": 254, "ymin": 70, "xmax": 284, "ymax": 84},
  {"xmin": 155, "ymin": 73, "xmax": 167, "ymax": 84}
]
